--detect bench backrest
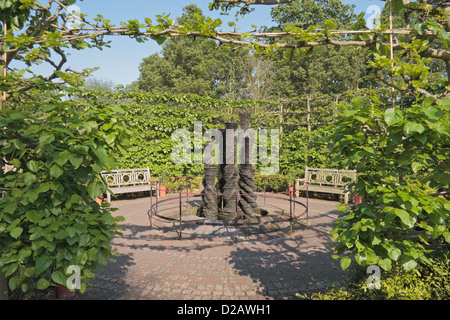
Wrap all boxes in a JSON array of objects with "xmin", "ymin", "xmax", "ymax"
[
  {"xmin": 305, "ymin": 167, "xmax": 356, "ymax": 188},
  {"xmin": 101, "ymin": 167, "xmax": 151, "ymax": 188}
]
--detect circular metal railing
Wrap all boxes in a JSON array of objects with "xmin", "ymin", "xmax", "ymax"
[{"xmin": 147, "ymin": 178, "xmax": 309, "ymax": 240}]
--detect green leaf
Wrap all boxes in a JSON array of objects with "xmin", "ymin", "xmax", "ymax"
[
  {"xmin": 404, "ymin": 122, "xmax": 425, "ymax": 137},
  {"xmin": 18, "ymin": 249, "xmax": 32, "ymax": 262},
  {"xmin": 114, "ymin": 216, "xmax": 125, "ymax": 222},
  {"xmin": 443, "ymin": 232, "xmax": 450, "ymax": 244},
  {"xmin": 69, "ymin": 155, "xmax": 84, "ymax": 168},
  {"xmin": 394, "ymin": 208, "xmax": 416, "ymax": 228},
  {"xmin": 384, "ymin": 108, "xmax": 402, "ymax": 126},
  {"xmin": 400, "ymin": 256, "xmax": 418, "ymax": 272},
  {"xmin": 4, "ymin": 202, "xmax": 18, "ymax": 214},
  {"xmin": 36, "ymin": 278, "xmax": 50, "ymax": 290},
  {"xmin": 378, "ymin": 258, "xmax": 392, "ymax": 271},
  {"xmin": 10, "ymin": 158, "xmax": 21, "ymax": 168},
  {"xmin": 8, "ymin": 276, "xmax": 23, "ymax": 291},
  {"xmin": 51, "ymin": 270, "xmax": 67, "ymax": 286},
  {"xmin": 435, "ymin": 173, "xmax": 450, "ymax": 185},
  {"xmin": 425, "ymin": 106, "xmax": 442, "ymax": 119},
  {"xmin": 436, "ymin": 97, "xmax": 450, "ymax": 109},
  {"xmin": 54, "ymin": 230, "xmax": 68, "ymax": 240},
  {"xmin": 343, "ymin": 109, "xmax": 358, "ymax": 118},
  {"xmin": 36, "ymin": 183, "xmax": 50, "ymax": 195},
  {"xmin": 86, "ymin": 248, "xmax": 98, "ymax": 261},
  {"xmin": 23, "ymin": 172, "xmax": 37, "ymax": 185},
  {"xmin": 391, "ymin": 0, "xmax": 404, "ymax": 14},
  {"xmin": 79, "ymin": 234, "xmax": 91, "ymax": 246},
  {"xmin": 26, "ymin": 160, "xmax": 39, "ymax": 173},
  {"xmin": 87, "ymin": 181, "xmax": 104, "ymax": 200},
  {"xmin": 65, "ymin": 227, "xmax": 77, "ymax": 237},
  {"xmin": 10, "ymin": 227, "xmax": 23, "ymax": 239},
  {"xmin": 53, "ymin": 150, "xmax": 71, "ymax": 166},
  {"xmin": 42, "ymin": 103, "xmax": 59, "ymax": 112},
  {"xmin": 50, "ymin": 164, "xmax": 64, "ymax": 178},
  {"xmin": 39, "ymin": 132, "xmax": 55, "ymax": 145},
  {"xmin": 370, "ymin": 234, "xmax": 382, "ymax": 246},
  {"xmin": 388, "ymin": 247, "xmax": 401, "ymax": 261},
  {"xmin": 34, "ymin": 256, "xmax": 53, "ymax": 276},
  {"xmin": 72, "ymin": 144, "xmax": 89, "ymax": 155},
  {"xmin": 26, "ymin": 210, "xmax": 44, "ymax": 223},
  {"xmin": 4, "ymin": 263, "xmax": 18, "ymax": 277},
  {"xmin": 422, "ymin": 97, "xmax": 435, "ymax": 108},
  {"xmin": 411, "ymin": 162, "xmax": 422, "ymax": 173},
  {"xmin": 340, "ymin": 257, "xmax": 351, "ymax": 270}
]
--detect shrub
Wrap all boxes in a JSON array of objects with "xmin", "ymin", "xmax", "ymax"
[
  {"xmin": 301, "ymin": 247, "xmax": 450, "ymax": 300},
  {"xmin": 0, "ymin": 101, "xmax": 127, "ymax": 294},
  {"xmin": 330, "ymin": 96, "xmax": 450, "ymax": 273}
]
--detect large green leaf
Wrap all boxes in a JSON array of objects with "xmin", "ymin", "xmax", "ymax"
[
  {"xmin": 87, "ymin": 181, "xmax": 104, "ymax": 200},
  {"xmin": 39, "ymin": 132, "xmax": 55, "ymax": 146},
  {"xmin": 26, "ymin": 160, "xmax": 39, "ymax": 173},
  {"xmin": 384, "ymin": 108, "xmax": 402, "ymax": 126},
  {"xmin": 51, "ymin": 270, "xmax": 68, "ymax": 286},
  {"xmin": 10, "ymin": 227, "xmax": 23, "ymax": 239},
  {"xmin": 26, "ymin": 210, "xmax": 44, "ymax": 223},
  {"xmin": 400, "ymin": 255, "xmax": 418, "ymax": 272},
  {"xmin": 340, "ymin": 257, "xmax": 351, "ymax": 270},
  {"xmin": 22, "ymin": 172, "xmax": 37, "ymax": 186},
  {"xmin": 378, "ymin": 258, "xmax": 392, "ymax": 271},
  {"xmin": 34, "ymin": 256, "xmax": 53, "ymax": 276},
  {"xmin": 36, "ymin": 278, "xmax": 50, "ymax": 290},
  {"xmin": 69, "ymin": 155, "xmax": 84, "ymax": 168},
  {"xmin": 50, "ymin": 164, "xmax": 64, "ymax": 178},
  {"xmin": 391, "ymin": 0, "xmax": 404, "ymax": 14},
  {"xmin": 53, "ymin": 150, "xmax": 71, "ymax": 166},
  {"xmin": 436, "ymin": 97, "xmax": 450, "ymax": 109},
  {"xmin": 394, "ymin": 208, "xmax": 416, "ymax": 228},
  {"xmin": 404, "ymin": 122, "xmax": 425, "ymax": 137},
  {"xmin": 3, "ymin": 202, "xmax": 17, "ymax": 214}
]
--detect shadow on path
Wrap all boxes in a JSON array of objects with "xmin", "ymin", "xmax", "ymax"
[{"xmin": 68, "ymin": 197, "xmax": 346, "ymax": 300}]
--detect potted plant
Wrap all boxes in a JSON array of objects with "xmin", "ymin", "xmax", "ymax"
[
  {"xmin": 159, "ymin": 183, "xmax": 166, "ymax": 197},
  {"xmin": 56, "ymin": 284, "xmax": 75, "ymax": 299},
  {"xmin": 159, "ymin": 171, "xmax": 171, "ymax": 197}
]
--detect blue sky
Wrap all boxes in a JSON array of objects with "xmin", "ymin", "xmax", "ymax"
[{"xmin": 31, "ymin": 0, "xmax": 386, "ymax": 86}]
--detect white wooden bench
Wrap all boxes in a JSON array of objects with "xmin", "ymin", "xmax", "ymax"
[
  {"xmin": 101, "ymin": 167, "xmax": 160, "ymax": 203},
  {"xmin": 294, "ymin": 167, "xmax": 357, "ymax": 204}
]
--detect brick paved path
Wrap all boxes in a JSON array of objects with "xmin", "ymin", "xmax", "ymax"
[{"xmin": 74, "ymin": 196, "xmax": 346, "ymax": 300}]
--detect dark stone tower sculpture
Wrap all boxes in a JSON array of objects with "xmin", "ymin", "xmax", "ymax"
[
  {"xmin": 218, "ymin": 122, "xmax": 240, "ymax": 219},
  {"xmin": 198, "ymin": 163, "xmax": 218, "ymax": 219},
  {"xmin": 198, "ymin": 115, "xmax": 260, "ymax": 220},
  {"xmin": 238, "ymin": 113, "xmax": 258, "ymax": 218}
]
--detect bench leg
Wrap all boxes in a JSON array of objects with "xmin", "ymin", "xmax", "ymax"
[
  {"xmin": 106, "ymin": 191, "xmax": 111, "ymax": 203},
  {"xmin": 344, "ymin": 193, "xmax": 349, "ymax": 204}
]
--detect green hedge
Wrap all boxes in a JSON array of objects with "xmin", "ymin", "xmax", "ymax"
[{"xmin": 301, "ymin": 247, "xmax": 450, "ymax": 300}]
